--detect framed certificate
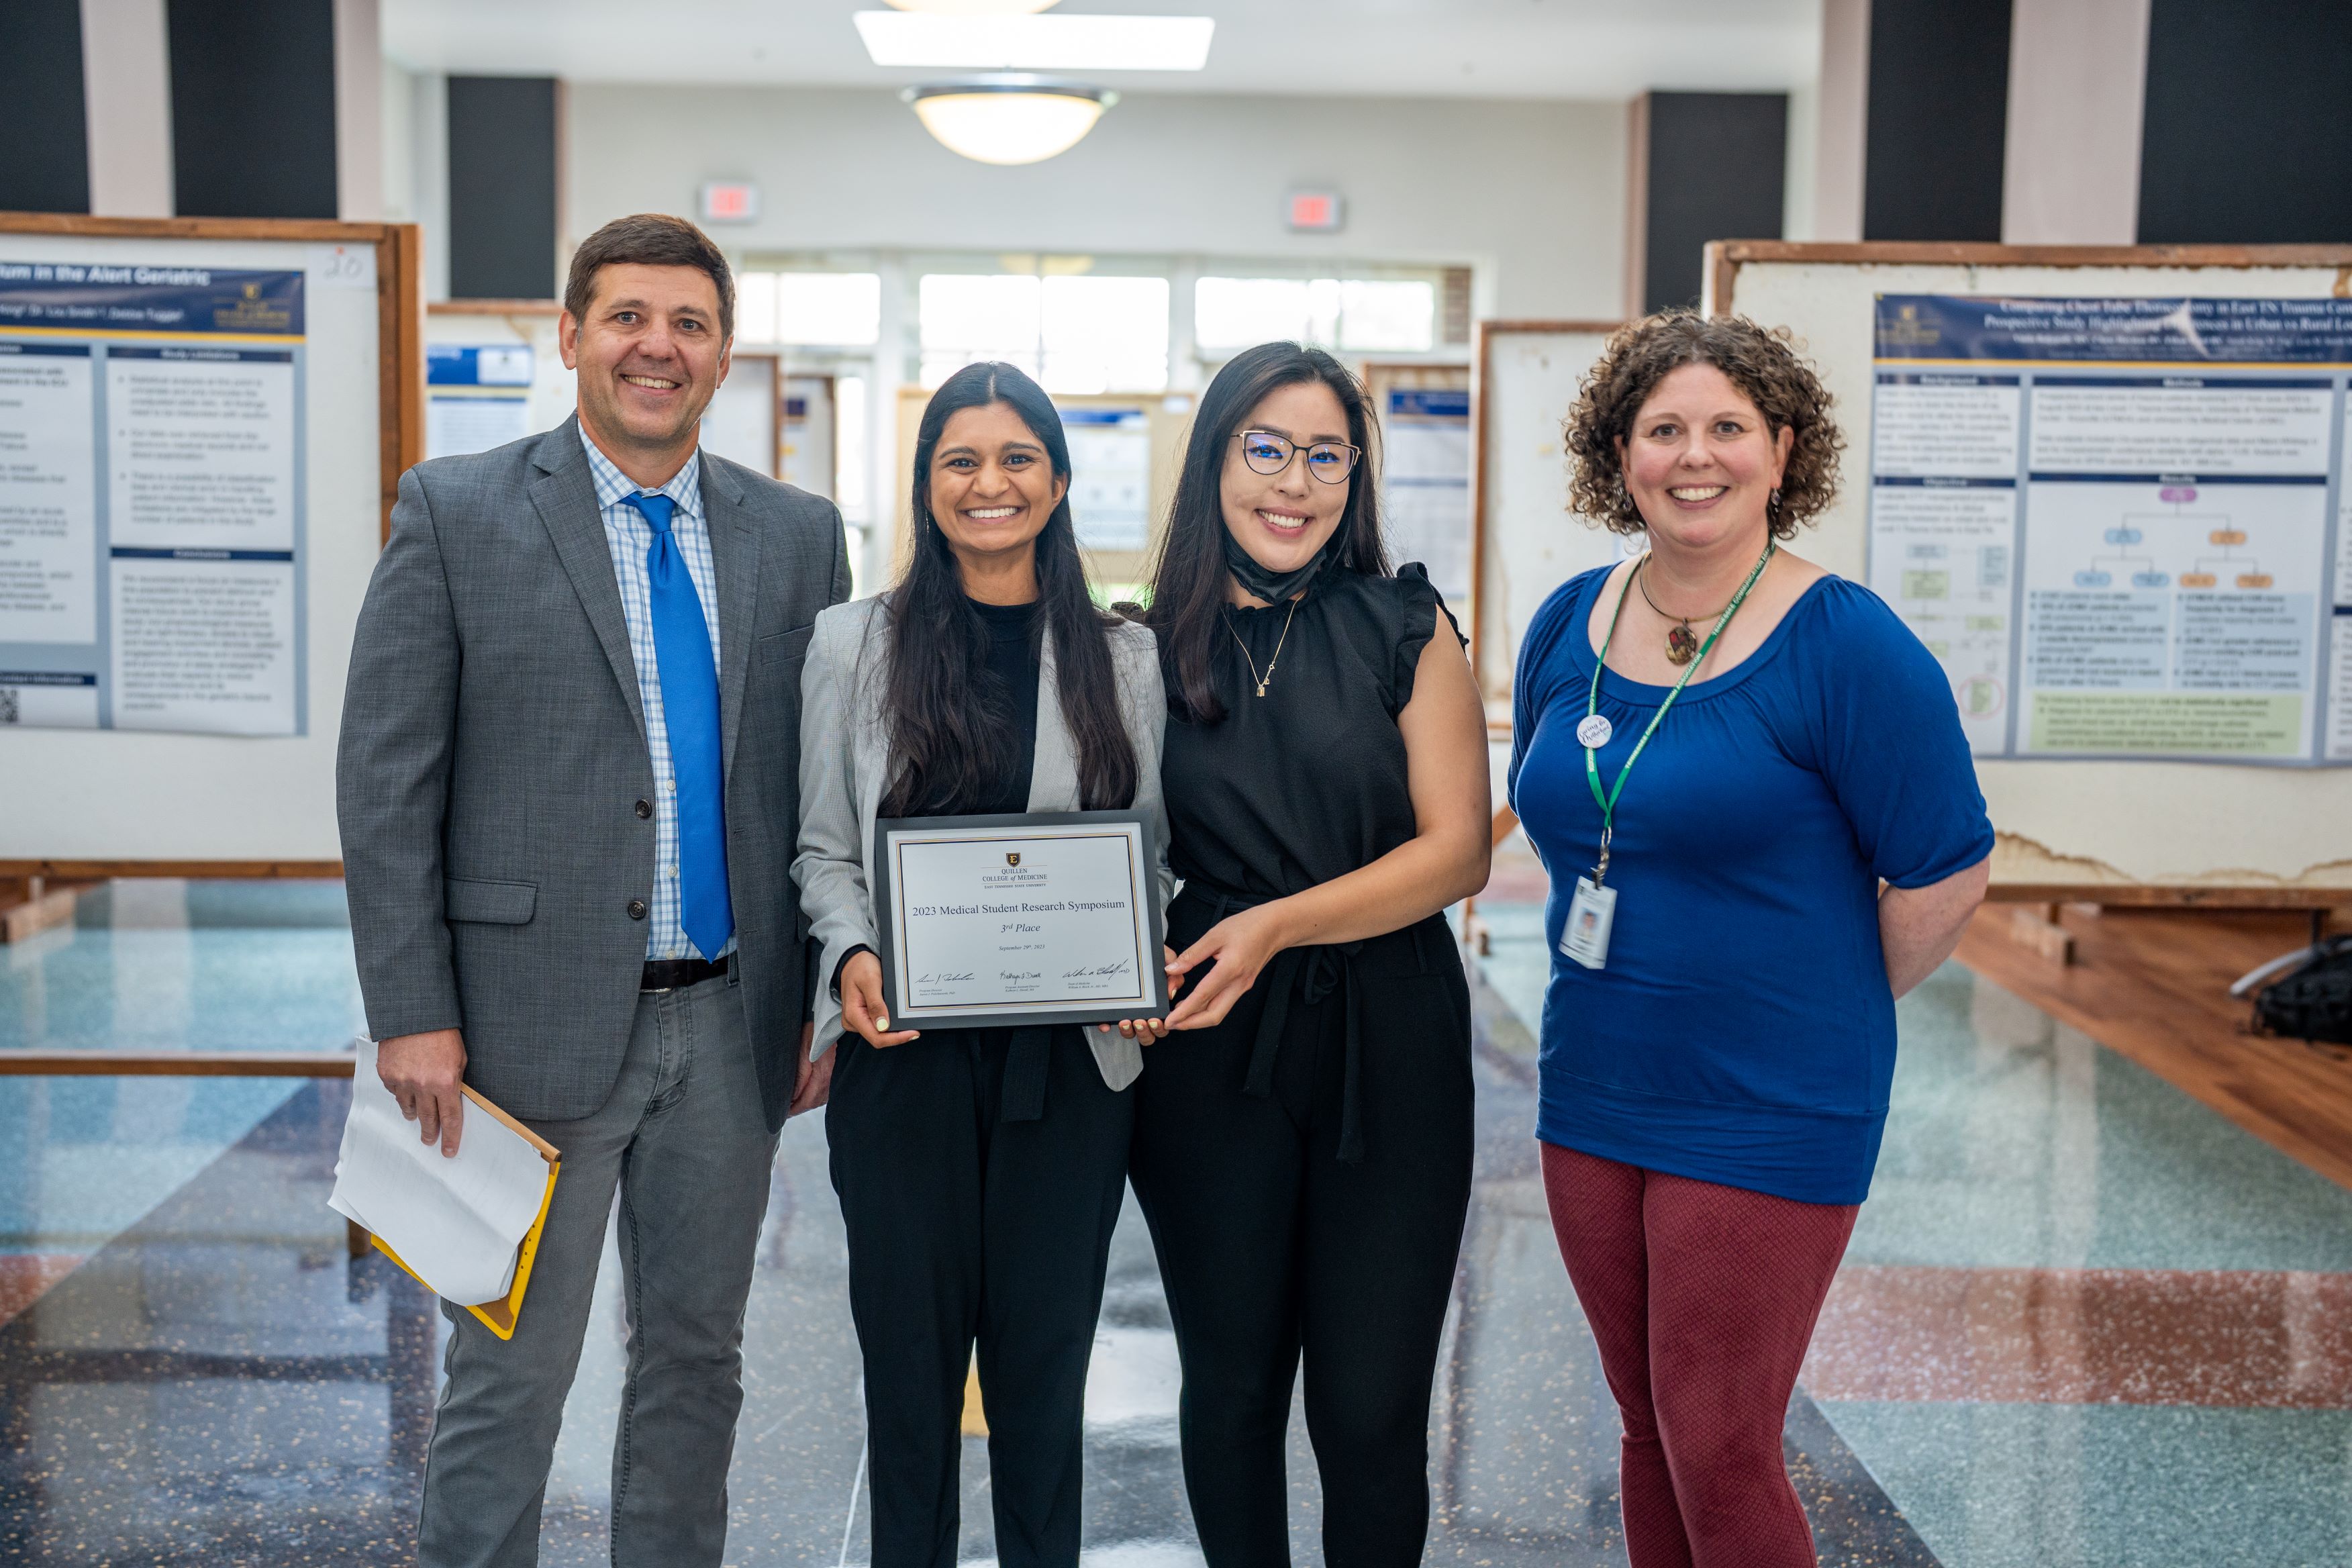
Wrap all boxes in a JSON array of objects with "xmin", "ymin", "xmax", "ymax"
[{"xmin": 871, "ymin": 810, "xmax": 1169, "ymax": 1032}]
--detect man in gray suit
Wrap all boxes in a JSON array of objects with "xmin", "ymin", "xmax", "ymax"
[{"xmin": 338, "ymin": 212, "xmax": 847, "ymax": 1567}]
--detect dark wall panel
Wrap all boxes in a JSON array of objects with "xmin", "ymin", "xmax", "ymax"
[
  {"xmin": 1863, "ymin": 0, "xmax": 2011, "ymax": 242},
  {"xmin": 2139, "ymin": 0, "xmax": 2352, "ymax": 244},
  {"xmin": 168, "ymin": 0, "xmax": 340, "ymax": 219},
  {"xmin": 1644, "ymin": 92, "xmax": 1786, "ymax": 313},
  {"xmin": 0, "ymin": 0, "xmax": 91, "ymax": 213},
  {"xmin": 448, "ymin": 77, "xmax": 558, "ymax": 300}
]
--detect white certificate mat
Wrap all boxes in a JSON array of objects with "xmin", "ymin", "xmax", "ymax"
[{"xmin": 873, "ymin": 810, "xmax": 1167, "ymax": 1031}]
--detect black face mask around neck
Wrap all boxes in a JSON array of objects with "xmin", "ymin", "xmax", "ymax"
[{"xmin": 1221, "ymin": 525, "xmax": 1336, "ymax": 605}]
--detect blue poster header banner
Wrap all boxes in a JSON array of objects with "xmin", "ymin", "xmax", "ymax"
[
  {"xmin": 428, "ymin": 343, "xmax": 532, "ymax": 386},
  {"xmin": 0, "ymin": 262, "xmax": 304, "ymax": 337},
  {"xmin": 1875, "ymin": 293, "xmax": 2352, "ymax": 364},
  {"xmin": 1387, "ymin": 388, "xmax": 1470, "ymax": 419}
]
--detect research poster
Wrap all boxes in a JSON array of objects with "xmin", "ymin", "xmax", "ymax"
[
  {"xmin": 426, "ymin": 342, "xmax": 534, "ymax": 461},
  {"xmin": 0, "ymin": 261, "xmax": 306, "ymax": 736},
  {"xmin": 1868, "ymin": 295, "xmax": 2352, "ymax": 765},
  {"xmin": 1381, "ymin": 387, "xmax": 1471, "ymax": 605},
  {"xmin": 1065, "ymin": 407, "xmax": 1151, "ymax": 551}
]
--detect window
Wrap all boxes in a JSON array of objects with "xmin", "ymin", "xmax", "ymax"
[
  {"xmin": 920, "ymin": 273, "xmax": 1042, "ymax": 383},
  {"xmin": 1193, "ymin": 275, "xmax": 1437, "ymax": 354},
  {"xmin": 733, "ymin": 271, "xmax": 882, "ymax": 346},
  {"xmin": 919, "ymin": 272, "xmax": 1170, "ymax": 393},
  {"xmin": 1043, "ymin": 275, "xmax": 1169, "ymax": 393}
]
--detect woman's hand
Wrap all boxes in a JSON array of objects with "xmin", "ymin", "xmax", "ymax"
[
  {"xmin": 1098, "ymin": 947, "xmax": 1184, "ymax": 1043},
  {"xmin": 840, "ymin": 950, "xmax": 921, "ymax": 1048},
  {"xmin": 1163, "ymin": 907, "xmax": 1291, "ymax": 1032}
]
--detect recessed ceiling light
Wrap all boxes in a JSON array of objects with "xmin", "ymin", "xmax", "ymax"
[
  {"xmin": 883, "ymin": 0, "xmax": 1060, "ymax": 12},
  {"xmin": 884, "ymin": 0, "xmax": 1063, "ymax": 11},
  {"xmin": 855, "ymin": 11, "xmax": 1214, "ymax": 72}
]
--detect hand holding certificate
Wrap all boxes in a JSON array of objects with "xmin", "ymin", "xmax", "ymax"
[{"xmin": 873, "ymin": 810, "xmax": 1169, "ymax": 1032}]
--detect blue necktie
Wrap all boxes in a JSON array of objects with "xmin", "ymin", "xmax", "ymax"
[{"xmin": 625, "ymin": 491, "xmax": 732, "ymax": 959}]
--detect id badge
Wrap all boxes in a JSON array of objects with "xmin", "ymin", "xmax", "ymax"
[{"xmin": 1559, "ymin": 877, "xmax": 1617, "ymax": 971}]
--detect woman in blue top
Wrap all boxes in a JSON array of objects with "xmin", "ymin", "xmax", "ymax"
[{"xmin": 1509, "ymin": 311, "xmax": 1992, "ymax": 1567}]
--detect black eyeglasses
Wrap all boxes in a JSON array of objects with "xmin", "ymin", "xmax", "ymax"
[{"xmin": 1234, "ymin": 430, "xmax": 1362, "ymax": 484}]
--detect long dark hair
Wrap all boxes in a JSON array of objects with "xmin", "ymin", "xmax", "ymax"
[
  {"xmin": 1140, "ymin": 341, "xmax": 1389, "ymax": 724},
  {"xmin": 879, "ymin": 361, "xmax": 1138, "ymax": 818}
]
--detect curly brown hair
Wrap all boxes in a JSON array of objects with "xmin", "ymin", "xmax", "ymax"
[{"xmin": 1564, "ymin": 310, "xmax": 1843, "ymax": 540}]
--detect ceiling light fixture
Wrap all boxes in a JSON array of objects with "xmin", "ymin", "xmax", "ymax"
[
  {"xmin": 883, "ymin": 0, "xmax": 1060, "ymax": 13},
  {"xmin": 903, "ymin": 77, "xmax": 1118, "ymax": 165},
  {"xmin": 856, "ymin": 11, "xmax": 1215, "ymax": 72}
]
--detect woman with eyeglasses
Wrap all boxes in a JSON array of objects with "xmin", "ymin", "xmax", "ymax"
[{"xmin": 1122, "ymin": 341, "xmax": 1490, "ymax": 1565}]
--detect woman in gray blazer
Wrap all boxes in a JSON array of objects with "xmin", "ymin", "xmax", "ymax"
[{"xmin": 792, "ymin": 361, "xmax": 1172, "ymax": 1568}]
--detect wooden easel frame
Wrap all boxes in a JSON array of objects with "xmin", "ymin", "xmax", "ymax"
[
  {"xmin": 0, "ymin": 213, "xmax": 426, "ymax": 885},
  {"xmin": 1704, "ymin": 239, "xmax": 2352, "ymax": 319},
  {"xmin": 1704, "ymin": 240, "xmax": 2352, "ymax": 910}
]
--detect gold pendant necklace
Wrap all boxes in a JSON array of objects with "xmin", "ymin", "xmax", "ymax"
[
  {"xmin": 1636, "ymin": 558, "xmax": 1738, "ymax": 667},
  {"xmin": 1226, "ymin": 599, "xmax": 1300, "ymax": 697}
]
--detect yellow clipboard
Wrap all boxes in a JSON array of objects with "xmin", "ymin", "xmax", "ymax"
[{"xmin": 361, "ymin": 1083, "xmax": 562, "ymax": 1342}]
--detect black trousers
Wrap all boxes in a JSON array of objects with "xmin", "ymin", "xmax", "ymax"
[
  {"xmin": 826, "ymin": 1025, "xmax": 1133, "ymax": 1568},
  {"xmin": 1128, "ymin": 910, "xmax": 1475, "ymax": 1567}
]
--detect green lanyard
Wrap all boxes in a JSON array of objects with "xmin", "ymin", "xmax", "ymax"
[{"xmin": 1583, "ymin": 542, "xmax": 1775, "ymax": 884}]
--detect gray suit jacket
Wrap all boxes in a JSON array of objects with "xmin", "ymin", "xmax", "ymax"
[
  {"xmin": 792, "ymin": 595, "xmax": 1173, "ymax": 1086},
  {"xmin": 337, "ymin": 415, "xmax": 849, "ymax": 1131}
]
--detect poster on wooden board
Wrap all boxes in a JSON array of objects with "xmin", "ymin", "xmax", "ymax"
[
  {"xmin": 424, "ymin": 299, "xmax": 569, "ymax": 460},
  {"xmin": 782, "ymin": 374, "xmax": 836, "ymax": 498},
  {"xmin": 1707, "ymin": 240, "xmax": 2352, "ymax": 903},
  {"xmin": 0, "ymin": 214, "xmax": 424, "ymax": 880},
  {"xmin": 1364, "ymin": 362, "xmax": 1473, "ymax": 609}
]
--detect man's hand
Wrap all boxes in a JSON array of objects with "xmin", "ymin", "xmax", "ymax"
[
  {"xmin": 379, "ymin": 1028, "xmax": 468, "ymax": 1157},
  {"xmin": 840, "ymin": 950, "xmax": 920, "ymax": 1048},
  {"xmin": 789, "ymin": 1021, "xmax": 834, "ymax": 1116}
]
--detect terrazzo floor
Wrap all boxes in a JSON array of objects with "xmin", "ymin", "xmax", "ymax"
[{"xmin": 3, "ymin": 877, "xmax": 2348, "ymax": 1563}]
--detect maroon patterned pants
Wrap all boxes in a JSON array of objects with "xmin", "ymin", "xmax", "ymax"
[{"xmin": 1540, "ymin": 1144, "xmax": 1859, "ymax": 1567}]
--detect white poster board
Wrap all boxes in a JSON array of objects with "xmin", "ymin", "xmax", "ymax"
[
  {"xmin": 0, "ymin": 217, "xmax": 419, "ymax": 871},
  {"xmin": 701, "ymin": 352, "xmax": 780, "ymax": 477},
  {"xmin": 1469, "ymin": 322, "xmax": 1623, "ymax": 707},
  {"xmin": 1710, "ymin": 242, "xmax": 2352, "ymax": 899}
]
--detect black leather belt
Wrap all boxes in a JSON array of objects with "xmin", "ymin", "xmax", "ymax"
[{"xmin": 641, "ymin": 953, "xmax": 729, "ymax": 992}]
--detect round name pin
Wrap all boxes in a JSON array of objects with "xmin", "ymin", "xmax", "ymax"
[{"xmin": 1576, "ymin": 714, "xmax": 1614, "ymax": 748}]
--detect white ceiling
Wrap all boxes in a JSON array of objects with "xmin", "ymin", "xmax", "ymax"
[{"xmin": 383, "ymin": 0, "xmax": 1822, "ymax": 101}]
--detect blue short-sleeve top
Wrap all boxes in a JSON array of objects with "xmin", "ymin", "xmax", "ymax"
[{"xmin": 1507, "ymin": 567, "xmax": 1994, "ymax": 1206}]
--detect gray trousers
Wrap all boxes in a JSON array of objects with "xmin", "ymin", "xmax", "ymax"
[{"xmin": 417, "ymin": 973, "xmax": 778, "ymax": 1568}]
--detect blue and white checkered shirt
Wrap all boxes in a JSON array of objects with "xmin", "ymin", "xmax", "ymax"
[{"xmin": 579, "ymin": 428, "xmax": 731, "ymax": 961}]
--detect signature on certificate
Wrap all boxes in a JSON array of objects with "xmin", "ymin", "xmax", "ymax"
[
  {"xmin": 1061, "ymin": 959, "xmax": 1136, "ymax": 980},
  {"xmin": 916, "ymin": 971, "xmax": 975, "ymax": 984}
]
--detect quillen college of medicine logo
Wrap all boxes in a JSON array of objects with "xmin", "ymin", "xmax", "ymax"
[
  {"xmin": 1881, "ymin": 299, "xmax": 1941, "ymax": 350},
  {"xmin": 1005, "ymin": 852, "xmax": 1022, "ymax": 868}
]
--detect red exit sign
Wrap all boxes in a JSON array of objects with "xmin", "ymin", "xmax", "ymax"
[
  {"xmin": 1286, "ymin": 189, "xmax": 1344, "ymax": 232},
  {"xmin": 699, "ymin": 182, "xmax": 760, "ymax": 223}
]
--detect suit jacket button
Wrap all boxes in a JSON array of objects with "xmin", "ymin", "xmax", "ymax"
[
  {"xmin": 634, "ymin": 799, "xmax": 653, "ymax": 820},
  {"xmin": 627, "ymin": 899, "xmax": 648, "ymax": 920}
]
